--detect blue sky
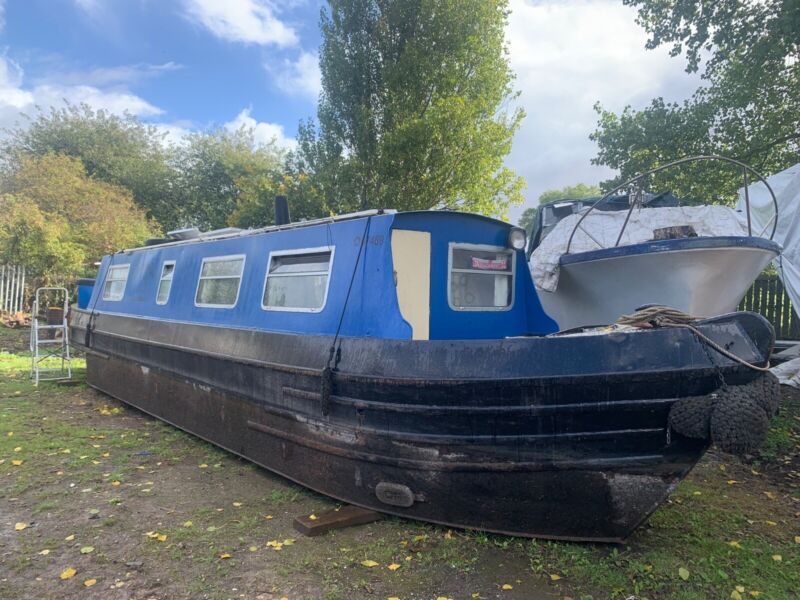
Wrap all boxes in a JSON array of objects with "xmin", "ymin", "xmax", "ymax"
[{"xmin": 0, "ymin": 0, "xmax": 700, "ymax": 222}]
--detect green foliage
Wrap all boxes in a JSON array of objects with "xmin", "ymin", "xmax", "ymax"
[
  {"xmin": 0, "ymin": 154, "xmax": 157, "ymax": 284},
  {"xmin": 300, "ymin": 0, "xmax": 525, "ymax": 218},
  {"xmin": 518, "ymin": 184, "xmax": 600, "ymax": 233},
  {"xmin": 1, "ymin": 104, "xmax": 179, "ymax": 228},
  {"xmin": 593, "ymin": 1, "xmax": 799, "ymax": 202}
]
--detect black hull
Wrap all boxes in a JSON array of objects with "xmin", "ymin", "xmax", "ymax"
[{"xmin": 70, "ymin": 310, "xmax": 772, "ymax": 541}]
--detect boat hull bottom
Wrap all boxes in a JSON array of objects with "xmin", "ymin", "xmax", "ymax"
[{"xmin": 86, "ymin": 353, "xmax": 699, "ymax": 542}]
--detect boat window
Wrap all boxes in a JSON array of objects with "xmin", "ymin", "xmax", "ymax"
[
  {"xmin": 156, "ymin": 261, "xmax": 175, "ymax": 305},
  {"xmin": 448, "ymin": 245, "xmax": 514, "ymax": 310},
  {"xmin": 263, "ymin": 248, "xmax": 333, "ymax": 312},
  {"xmin": 195, "ymin": 255, "xmax": 245, "ymax": 308},
  {"xmin": 102, "ymin": 264, "xmax": 130, "ymax": 301}
]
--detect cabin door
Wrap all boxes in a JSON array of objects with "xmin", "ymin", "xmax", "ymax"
[{"xmin": 391, "ymin": 230, "xmax": 431, "ymax": 340}]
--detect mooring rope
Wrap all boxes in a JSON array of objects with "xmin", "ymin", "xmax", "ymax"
[{"xmin": 616, "ymin": 305, "xmax": 771, "ymax": 372}]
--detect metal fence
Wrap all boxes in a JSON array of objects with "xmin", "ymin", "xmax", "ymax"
[
  {"xmin": 738, "ymin": 274, "xmax": 799, "ymax": 340},
  {"xmin": 0, "ymin": 264, "xmax": 27, "ymax": 313}
]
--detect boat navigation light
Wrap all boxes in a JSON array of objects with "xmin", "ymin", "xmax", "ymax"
[{"xmin": 508, "ymin": 227, "xmax": 527, "ymax": 250}]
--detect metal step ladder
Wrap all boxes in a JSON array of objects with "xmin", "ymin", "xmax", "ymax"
[{"xmin": 30, "ymin": 287, "xmax": 72, "ymax": 385}]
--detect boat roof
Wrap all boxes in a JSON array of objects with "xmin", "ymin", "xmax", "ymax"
[{"xmin": 123, "ymin": 208, "xmax": 514, "ymax": 254}]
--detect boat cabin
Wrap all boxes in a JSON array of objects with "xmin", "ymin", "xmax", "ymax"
[{"xmin": 83, "ymin": 210, "xmax": 558, "ymax": 340}]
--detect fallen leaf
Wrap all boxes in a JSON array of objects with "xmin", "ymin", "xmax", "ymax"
[
  {"xmin": 387, "ymin": 563, "xmax": 401, "ymax": 571},
  {"xmin": 80, "ymin": 546, "xmax": 94, "ymax": 554},
  {"xmin": 157, "ymin": 534, "xmax": 167, "ymax": 542},
  {"xmin": 794, "ymin": 535, "xmax": 800, "ymax": 544},
  {"xmin": 283, "ymin": 538, "xmax": 295, "ymax": 545},
  {"xmin": 14, "ymin": 522, "xmax": 28, "ymax": 531},
  {"xmin": 232, "ymin": 502, "xmax": 242, "ymax": 507},
  {"xmin": 444, "ymin": 530, "xmax": 453, "ymax": 540},
  {"xmin": 65, "ymin": 534, "xmax": 75, "ymax": 541},
  {"xmin": 436, "ymin": 597, "xmax": 453, "ymax": 600},
  {"xmin": 38, "ymin": 549, "xmax": 50, "ymax": 556},
  {"xmin": 749, "ymin": 592, "xmax": 763, "ymax": 597},
  {"xmin": 13, "ymin": 446, "xmax": 21, "ymax": 452},
  {"xmin": 6, "ymin": 431, "xmax": 12, "ymax": 436},
  {"xmin": 471, "ymin": 594, "xmax": 481, "ymax": 599},
  {"xmin": 249, "ymin": 546, "xmax": 258, "ymax": 552},
  {"xmin": 219, "ymin": 553, "xmax": 231, "ymax": 559},
  {"xmin": 772, "ymin": 554, "xmax": 782, "ymax": 562},
  {"xmin": 735, "ymin": 587, "xmax": 745, "ymax": 593},
  {"xmin": 728, "ymin": 541, "xmax": 742, "ymax": 549},
  {"xmin": 678, "ymin": 567, "xmax": 690, "ymax": 581},
  {"xmin": 764, "ymin": 491, "xmax": 776, "ymax": 500},
  {"xmin": 361, "ymin": 560, "xmax": 379, "ymax": 567},
  {"xmin": 264, "ymin": 515, "xmax": 273, "ymax": 520},
  {"xmin": 731, "ymin": 591, "xmax": 743, "ymax": 600},
  {"xmin": 727, "ymin": 480, "xmax": 738, "ymax": 485},
  {"xmin": 83, "ymin": 579, "xmax": 97, "ymax": 587},
  {"xmin": 388, "ymin": 597, "xmax": 401, "ymax": 600},
  {"xmin": 183, "ymin": 521, "xmax": 193, "ymax": 528},
  {"xmin": 501, "ymin": 584, "xmax": 513, "ymax": 590},
  {"xmin": 550, "ymin": 574, "xmax": 562, "ymax": 581},
  {"xmin": 11, "ymin": 459, "xmax": 23, "ymax": 466},
  {"xmin": 60, "ymin": 567, "xmax": 77, "ymax": 580},
  {"xmin": 198, "ymin": 463, "xmax": 208, "ymax": 468},
  {"xmin": 765, "ymin": 521, "xmax": 777, "ymax": 526},
  {"xmin": 309, "ymin": 514, "xmax": 318, "ymax": 521},
  {"xmin": 111, "ymin": 481, "xmax": 121, "ymax": 487}
]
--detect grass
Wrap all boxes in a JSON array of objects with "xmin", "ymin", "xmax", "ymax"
[{"xmin": 1, "ymin": 327, "xmax": 799, "ymax": 599}]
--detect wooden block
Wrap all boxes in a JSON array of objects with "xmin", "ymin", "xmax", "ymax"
[{"xmin": 293, "ymin": 504, "xmax": 383, "ymax": 537}]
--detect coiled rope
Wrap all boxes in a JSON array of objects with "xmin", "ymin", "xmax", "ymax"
[{"xmin": 616, "ymin": 305, "xmax": 771, "ymax": 372}]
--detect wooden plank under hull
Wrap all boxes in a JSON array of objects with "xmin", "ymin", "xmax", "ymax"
[{"xmin": 84, "ymin": 352, "xmax": 707, "ymax": 542}]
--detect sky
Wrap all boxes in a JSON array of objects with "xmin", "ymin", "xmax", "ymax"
[{"xmin": 0, "ymin": 0, "xmax": 702, "ymax": 223}]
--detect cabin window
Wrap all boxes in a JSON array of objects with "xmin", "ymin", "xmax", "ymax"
[
  {"xmin": 195, "ymin": 255, "xmax": 245, "ymax": 308},
  {"xmin": 262, "ymin": 248, "xmax": 334, "ymax": 312},
  {"xmin": 102, "ymin": 264, "xmax": 130, "ymax": 301},
  {"xmin": 448, "ymin": 245, "xmax": 514, "ymax": 310},
  {"xmin": 156, "ymin": 261, "xmax": 175, "ymax": 305}
]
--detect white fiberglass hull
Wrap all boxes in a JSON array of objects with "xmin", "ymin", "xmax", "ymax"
[{"xmin": 537, "ymin": 237, "xmax": 780, "ymax": 331}]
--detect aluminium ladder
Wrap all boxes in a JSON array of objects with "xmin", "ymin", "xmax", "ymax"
[{"xmin": 30, "ymin": 287, "xmax": 72, "ymax": 385}]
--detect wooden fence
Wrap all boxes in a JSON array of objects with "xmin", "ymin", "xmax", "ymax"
[
  {"xmin": 738, "ymin": 274, "xmax": 800, "ymax": 340},
  {"xmin": 0, "ymin": 264, "xmax": 27, "ymax": 313}
]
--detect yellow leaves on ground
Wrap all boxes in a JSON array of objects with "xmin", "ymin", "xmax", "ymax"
[
  {"xmin": 83, "ymin": 579, "xmax": 97, "ymax": 587},
  {"xmin": 111, "ymin": 480, "xmax": 121, "ymax": 487},
  {"xmin": 795, "ymin": 535, "xmax": 800, "ymax": 544},
  {"xmin": 264, "ymin": 515, "xmax": 274, "ymax": 520},
  {"xmin": 13, "ymin": 446, "xmax": 21, "ymax": 452},
  {"xmin": 501, "ymin": 583, "xmax": 513, "ymax": 590},
  {"xmin": 388, "ymin": 597, "xmax": 401, "ymax": 600},
  {"xmin": 283, "ymin": 538, "xmax": 295, "ymax": 546},
  {"xmin": 387, "ymin": 563, "xmax": 401, "ymax": 571},
  {"xmin": 266, "ymin": 540, "xmax": 284, "ymax": 551},
  {"xmin": 59, "ymin": 567, "xmax": 77, "ymax": 580},
  {"xmin": 436, "ymin": 596, "xmax": 453, "ymax": 600},
  {"xmin": 38, "ymin": 549, "xmax": 50, "ymax": 555},
  {"xmin": 728, "ymin": 540, "xmax": 742, "ymax": 549},
  {"xmin": 183, "ymin": 521, "xmax": 193, "ymax": 528},
  {"xmin": 64, "ymin": 534, "xmax": 75, "ymax": 541},
  {"xmin": 444, "ymin": 530, "xmax": 453, "ymax": 540},
  {"xmin": 79, "ymin": 546, "xmax": 94, "ymax": 554},
  {"xmin": 145, "ymin": 531, "xmax": 167, "ymax": 542},
  {"xmin": 771, "ymin": 554, "xmax": 782, "ymax": 561},
  {"xmin": 249, "ymin": 546, "xmax": 258, "ymax": 552},
  {"xmin": 763, "ymin": 491, "xmax": 776, "ymax": 500},
  {"xmin": 198, "ymin": 463, "xmax": 208, "ymax": 468},
  {"xmin": 219, "ymin": 553, "xmax": 232, "ymax": 559},
  {"xmin": 11, "ymin": 459, "xmax": 23, "ymax": 466},
  {"xmin": 549, "ymin": 574, "xmax": 562, "ymax": 581},
  {"xmin": 14, "ymin": 522, "xmax": 28, "ymax": 531},
  {"xmin": 360, "ymin": 559, "xmax": 379, "ymax": 567},
  {"xmin": 678, "ymin": 567, "xmax": 690, "ymax": 581},
  {"xmin": 726, "ymin": 480, "xmax": 738, "ymax": 485},
  {"xmin": 731, "ymin": 590, "xmax": 743, "ymax": 600},
  {"xmin": 308, "ymin": 514, "xmax": 318, "ymax": 520},
  {"xmin": 232, "ymin": 501, "xmax": 242, "ymax": 507}
]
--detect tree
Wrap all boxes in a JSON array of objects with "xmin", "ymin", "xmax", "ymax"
[
  {"xmin": 0, "ymin": 154, "xmax": 157, "ymax": 284},
  {"xmin": 518, "ymin": 183, "xmax": 600, "ymax": 233},
  {"xmin": 1, "ymin": 104, "xmax": 180, "ymax": 228},
  {"xmin": 299, "ymin": 0, "xmax": 525, "ymax": 218},
  {"xmin": 592, "ymin": 1, "xmax": 799, "ymax": 203}
]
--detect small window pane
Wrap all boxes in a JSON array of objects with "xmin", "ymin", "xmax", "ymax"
[
  {"xmin": 265, "ymin": 274, "xmax": 328, "ymax": 309},
  {"xmin": 201, "ymin": 259, "xmax": 242, "ymax": 278},
  {"xmin": 156, "ymin": 262, "xmax": 175, "ymax": 305},
  {"xmin": 102, "ymin": 265, "xmax": 129, "ymax": 300},
  {"xmin": 263, "ymin": 250, "xmax": 332, "ymax": 311},
  {"xmin": 450, "ymin": 273, "xmax": 512, "ymax": 308},
  {"xmin": 196, "ymin": 278, "xmax": 239, "ymax": 306}
]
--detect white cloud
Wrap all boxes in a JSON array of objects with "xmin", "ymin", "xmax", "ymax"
[
  {"xmin": 41, "ymin": 62, "xmax": 183, "ymax": 87},
  {"xmin": 0, "ymin": 54, "xmax": 162, "ymax": 133},
  {"xmin": 183, "ymin": 0, "xmax": 297, "ymax": 47},
  {"xmin": 267, "ymin": 50, "xmax": 321, "ymax": 100},
  {"xmin": 225, "ymin": 107, "xmax": 297, "ymax": 151},
  {"xmin": 505, "ymin": 0, "xmax": 701, "ymax": 223}
]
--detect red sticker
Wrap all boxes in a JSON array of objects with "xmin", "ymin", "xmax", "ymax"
[{"xmin": 471, "ymin": 257, "xmax": 508, "ymax": 270}]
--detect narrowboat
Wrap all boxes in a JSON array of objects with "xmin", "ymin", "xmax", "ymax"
[{"xmin": 69, "ymin": 203, "xmax": 778, "ymax": 542}]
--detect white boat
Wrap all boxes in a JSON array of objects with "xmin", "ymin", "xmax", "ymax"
[{"xmin": 528, "ymin": 156, "xmax": 782, "ymax": 331}]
